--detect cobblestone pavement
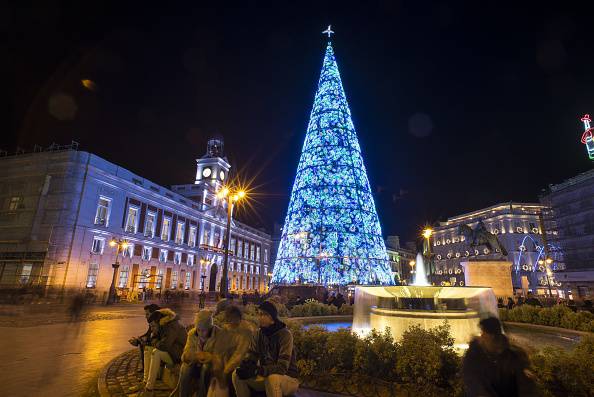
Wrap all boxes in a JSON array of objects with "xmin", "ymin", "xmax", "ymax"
[{"xmin": 100, "ymin": 350, "xmax": 172, "ymax": 397}]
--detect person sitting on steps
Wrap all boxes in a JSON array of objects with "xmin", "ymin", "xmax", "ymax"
[
  {"xmin": 233, "ymin": 301, "xmax": 299, "ymax": 397},
  {"xmin": 138, "ymin": 308, "xmax": 187, "ymax": 397},
  {"xmin": 129, "ymin": 304, "xmax": 161, "ymax": 373}
]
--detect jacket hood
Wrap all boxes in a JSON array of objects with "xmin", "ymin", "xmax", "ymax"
[{"xmin": 157, "ymin": 308, "xmax": 178, "ymax": 326}]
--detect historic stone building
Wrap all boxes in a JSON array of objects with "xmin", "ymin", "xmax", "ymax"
[
  {"xmin": 432, "ymin": 202, "xmax": 555, "ymax": 294},
  {"xmin": 0, "ymin": 140, "xmax": 272, "ymax": 298}
]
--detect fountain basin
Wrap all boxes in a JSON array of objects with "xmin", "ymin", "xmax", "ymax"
[{"xmin": 353, "ymin": 285, "xmax": 498, "ymax": 348}]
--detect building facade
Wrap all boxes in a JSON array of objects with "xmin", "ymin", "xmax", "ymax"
[
  {"xmin": 0, "ymin": 141, "xmax": 272, "ymax": 297},
  {"xmin": 540, "ymin": 168, "xmax": 594, "ymax": 271},
  {"xmin": 432, "ymin": 202, "xmax": 559, "ymax": 294},
  {"xmin": 385, "ymin": 235, "xmax": 415, "ymax": 284}
]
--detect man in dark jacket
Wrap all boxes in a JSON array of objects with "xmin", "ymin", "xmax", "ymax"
[
  {"xmin": 129, "ymin": 304, "xmax": 160, "ymax": 372},
  {"xmin": 140, "ymin": 308, "xmax": 187, "ymax": 396},
  {"xmin": 232, "ymin": 301, "xmax": 299, "ymax": 397},
  {"xmin": 462, "ymin": 317, "xmax": 539, "ymax": 397}
]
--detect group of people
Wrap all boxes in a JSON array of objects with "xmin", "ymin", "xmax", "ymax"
[{"xmin": 128, "ymin": 301, "xmax": 298, "ymax": 397}]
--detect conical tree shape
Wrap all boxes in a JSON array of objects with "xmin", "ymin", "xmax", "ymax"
[{"xmin": 272, "ymin": 42, "xmax": 393, "ymax": 285}]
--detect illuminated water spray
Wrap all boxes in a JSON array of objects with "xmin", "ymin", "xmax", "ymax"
[{"xmin": 412, "ymin": 252, "xmax": 430, "ymax": 286}]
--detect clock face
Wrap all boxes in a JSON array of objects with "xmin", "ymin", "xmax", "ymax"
[
  {"xmin": 219, "ymin": 171, "xmax": 225, "ymax": 180},
  {"xmin": 202, "ymin": 167, "xmax": 212, "ymax": 178}
]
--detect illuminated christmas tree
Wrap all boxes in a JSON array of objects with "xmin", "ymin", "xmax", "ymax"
[{"xmin": 272, "ymin": 38, "xmax": 392, "ymax": 285}]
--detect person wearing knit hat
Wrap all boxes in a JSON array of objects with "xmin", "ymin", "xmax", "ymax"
[
  {"xmin": 258, "ymin": 301, "xmax": 279, "ymax": 322},
  {"xmin": 176, "ymin": 310, "xmax": 239, "ymax": 397},
  {"xmin": 233, "ymin": 300, "xmax": 299, "ymax": 397}
]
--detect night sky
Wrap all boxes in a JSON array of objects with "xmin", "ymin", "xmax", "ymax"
[{"xmin": 5, "ymin": 1, "xmax": 594, "ymax": 241}]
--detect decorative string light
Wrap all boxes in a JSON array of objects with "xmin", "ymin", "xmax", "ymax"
[{"xmin": 272, "ymin": 41, "xmax": 392, "ymax": 285}]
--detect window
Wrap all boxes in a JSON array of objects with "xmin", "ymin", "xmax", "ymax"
[
  {"xmin": 94, "ymin": 197, "xmax": 111, "ymax": 226},
  {"xmin": 250, "ymin": 244, "xmax": 255, "ymax": 261},
  {"xmin": 244, "ymin": 243, "xmax": 249, "ymax": 258},
  {"xmin": 230, "ymin": 237, "xmax": 236, "ymax": 254},
  {"xmin": 8, "ymin": 196, "xmax": 22, "ymax": 211},
  {"xmin": 264, "ymin": 249, "xmax": 268, "ymax": 263},
  {"xmin": 237, "ymin": 241, "xmax": 243, "ymax": 258},
  {"xmin": 125, "ymin": 206, "xmax": 139, "ymax": 233},
  {"xmin": 122, "ymin": 243, "xmax": 134, "ymax": 258},
  {"xmin": 156, "ymin": 269, "xmax": 164, "ymax": 290},
  {"xmin": 202, "ymin": 228, "xmax": 210, "ymax": 245},
  {"xmin": 144, "ymin": 212, "xmax": 156, "ymax": 238},
  {"xmin": 256, "ymin": 246, "xmax": 261, "ymax": 262},
  {"xmin": 91, "ymin": 237, "xmax": 105, "ymax": 254},
  {"xmin": 161, "ymin": 217, "xmax": 172, "ymax": 241},
  {"xmin": 139, "ymin": 269, "xmax": 150, "ymax": 289},
  {"xmin": 118, "ymin": 266, "xmax": 129, "ymax": 288},
  {"xmin": 86, "ymin": 263, "xmax": 99, "ymax": 288},
  {"xmin": 159, "ymin": 249, "xmax": 168, "ymax": 263},
  {"xmin": 244, "ymin": 263, "xmax": 248, "ymax": 273},
  {"xmin": 188, "ymin": 226, "xmax": 197, "ymax": 247},
  {"xmin": 175, "ymin": 222, "xmax": 185, "ymax": 244},
  {"xmin": 187, "ymin": 254, "xmax": 194, "ymax": 267},
  {"xmin": 142, "ymin": 246, "xmax": 152, "ymax": 261},
  {"xmin": 171, "ymin": 271, "xmax": 178, "ymax": 289},
  {"xmin": 174, "ymin": 252, "xmax": 182, "ymax": 265},
  {"xmin": 250, "ymin": 265, "xmax": 254, "ymax": 274},
  {"xmin": 255, "ymin": 266, "xmax": 260, "ymax": 275},
  {"xmin": 20, "ymin": 264, "xmax": 32, "ymax": 284},
  {"xmin": 185, "ymin": 272, "xmax": 191, "ymax": 290}
]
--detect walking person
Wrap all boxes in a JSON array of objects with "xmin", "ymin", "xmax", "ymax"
[
  {"xmin": 462, "ymin": 317, "xmax": 539, "ymax": 397},
  {"xmin": 233, "ymin": 301, "xmax": 299, "ymax": 397}
]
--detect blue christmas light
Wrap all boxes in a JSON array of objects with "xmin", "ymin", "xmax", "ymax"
[{"xmin": 272, "ymin": 42, "xmax": 393, "ymax": 286}]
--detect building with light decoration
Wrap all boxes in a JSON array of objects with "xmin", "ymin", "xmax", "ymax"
[
  {"xmin": 0, "ymin": 140, "xmax": 271, "ymax": 297},
  {"xmin": 540, "ymin": 168, "xmax": 594, "ymax": 299},
  {"xmin": 432, "ymin": 202, "xmax": 559, "ymax": 294},
  {"xmin": 272, "ymin": 36, "xmax": 392, "ymax": 285},
  {"xmin": 385, "ymin": 235, "xmax": 415, "ymax": 284}
]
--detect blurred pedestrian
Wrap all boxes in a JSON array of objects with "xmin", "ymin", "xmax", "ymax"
[
  {"xmin": 462, "ymin": 317, "xmax": 539, "ymax": 397},
  {"xmin": 199, "ymin": 291, "xmax": 206, "ymax": 309},
  {"xmin": 68, "ymin": 292, "xmax": 85, "ymax": 322},
  {"xmin": 506, "ymin": 297, "xmax": 514, "ymax": 310}
]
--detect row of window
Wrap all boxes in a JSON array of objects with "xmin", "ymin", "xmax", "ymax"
[
  {"xmin": 94, "ymin": 196, "xmax": 268, "ymax": 262},
  {"xmin": 91, "ymin": 236, "xmax": 262, "ymax": 274},
  {"xmin": 91, "ymin": 236, "xmax": 195, "ymax": 266},
  {"xmin": 86, "ymin": 263, "xmax": 261, "ymax": 290}
]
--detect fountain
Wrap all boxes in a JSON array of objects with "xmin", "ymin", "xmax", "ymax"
[
  {"xmin": 352, "ymin": 285, "xmax": 498, "ymax": 349},
  {"xmin": 412, "ymin": 252, "xmax": 429, "ymax": 286}
]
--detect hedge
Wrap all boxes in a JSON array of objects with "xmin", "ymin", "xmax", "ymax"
[{"xmin": 499, "ymin": 305, "xmax": 594, "ymax": 333}]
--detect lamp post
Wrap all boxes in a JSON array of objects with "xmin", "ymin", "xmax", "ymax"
[
  {"xmin": 217, "ymin": 187, "xmax": 246, "ymax": 297},
  {"xmin": 422, "ymin": 227, "xmax": 433, "ymax": 275},
  {"xmin": 200, "ymin": 258, "xmax": 210, "ymax": 292},
  {"xmin": 409, "ymin": 260, "xmax": 416, "ymax": 284},
  {"xmin": 106, "ymin": 238, "xmax": 129, "ymax": 305}
]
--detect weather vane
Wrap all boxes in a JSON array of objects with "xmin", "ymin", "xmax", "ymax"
[{"xmin": 322, "ymin": 25, "xmax": 334, "ymax": 38}]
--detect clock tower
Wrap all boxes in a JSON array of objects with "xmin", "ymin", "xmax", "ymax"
[{"xmin": 171, "ymin": 136, "xmax": 231, "ymax": 210}]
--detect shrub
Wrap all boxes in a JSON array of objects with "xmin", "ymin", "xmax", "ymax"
[
  {"xmin": 531, "ymin": 336, "xmax": 594, "ymax": 396},
  {"xmin": 291, "ymin": 325, "xmax": 330, "ymax": 376},
  {"xmin": 290, "ymin": 301, "xmax": 339, "ymax": 317},
  {"xmin": 395, "ymin": 323, "xmax": 461, "ymax": 389},
  {"xmin": 500, "ymin": 305, "xmax": 594, "ymax": 332},
  {"xmin": 267, "ymin": 296, "xmax": 290, "ymax": 318},
  {"xmin": 325, "ymin": 328, "xmax": 359, "ymax": 372},
  {"xmin": 353, "ymin": 328, "xmax": 398, "ymax": 380}
]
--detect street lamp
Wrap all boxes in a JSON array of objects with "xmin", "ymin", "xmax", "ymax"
[
  {"xmin": 217, "ymin": 186, "xmax": 247, "ymax": 297},
  {"xmin": 107, "ymin": 238, "xmax": 129, "ymax": 305}
]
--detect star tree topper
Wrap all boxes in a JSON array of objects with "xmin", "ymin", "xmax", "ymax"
[{"xmin": 322, "ymin": 25, "xmax": 334, "ymax": 38}]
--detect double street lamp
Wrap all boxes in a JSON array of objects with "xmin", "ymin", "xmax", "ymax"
[
  {"xmin": 106, "ymin": 238, "xmax": 129, "ymax": 305},
  {"xmin": 217, "ymin": 186, "xmax": 247, "ymax": 297}
]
